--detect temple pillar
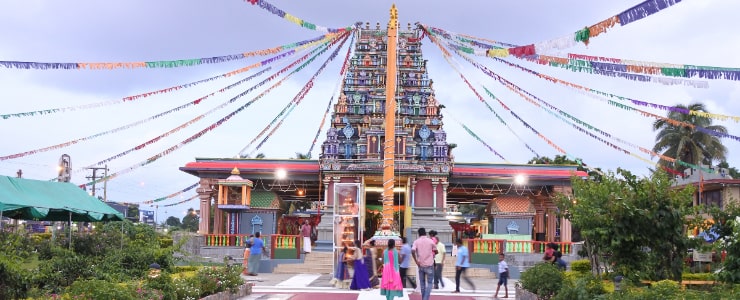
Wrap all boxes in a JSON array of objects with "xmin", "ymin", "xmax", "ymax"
[
  {"xmin": 560, "ymin": 217, "xmax": 572, "ymax": 242},
  {"xmin": 432, "ymin": 179, "xmax": 438, "ymax": 212},
  {"xmin": 197, "ymin": 179, "xmax": 214, "ymax": 234},
  {"xmin": 546, "ymin": 210, "xmax": 557, "ymax": 242},
  {"xmin": 535, "ymin": 211, "xmax": 545, "ymax": 241},
  {"xmin": 441, "ymin": 180, "xmax": 449, "ymax": 209},
  {"xmin": 315, "ymin": 176, "xmax": 339, "ymax": 251},
  {"xmin": 410, "ymin": 176, "xmax": 452, "ymax": 244}
]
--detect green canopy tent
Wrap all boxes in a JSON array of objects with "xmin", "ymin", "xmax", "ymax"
[{"xmin": 0, "ymin": 175, "xmax": 124, "ymax": 222}]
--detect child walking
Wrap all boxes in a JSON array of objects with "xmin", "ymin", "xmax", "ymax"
[{"xmin": 494, "ymin": 253, "xmax": 508, "ymax": 298}]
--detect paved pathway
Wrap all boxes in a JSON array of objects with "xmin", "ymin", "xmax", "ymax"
[{"xmin": 239, "ymin": 273, "xmax": 518, "ymax": 299}]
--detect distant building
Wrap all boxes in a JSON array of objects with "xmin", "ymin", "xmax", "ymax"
[{"xmin": 674, "ymin": 165, "xmax": 740, "ymax": 210}]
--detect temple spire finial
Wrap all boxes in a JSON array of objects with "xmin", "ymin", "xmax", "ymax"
[{"xmin": 231, "ymin": 167, "xmax": 240, "ymax": 175}]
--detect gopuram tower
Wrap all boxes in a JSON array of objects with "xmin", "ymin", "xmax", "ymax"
[{"xmin": 317, "ymin": 6, "xmax": 453, "ymax": 249}]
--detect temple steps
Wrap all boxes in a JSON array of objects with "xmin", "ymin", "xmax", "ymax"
[{"xmin": 273, "ymin": 251, "xmax": 334, "ymax": 274}]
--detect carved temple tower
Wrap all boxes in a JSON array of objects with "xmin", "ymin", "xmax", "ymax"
[{"xmin": 317, "ymin": 14, "xmax": 453, "ymax": 249}]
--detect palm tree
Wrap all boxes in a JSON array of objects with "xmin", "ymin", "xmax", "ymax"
[
  {"xmin": 255, "ymin": 153, "xmax": 266, "ymax": 159},
  {"xmin": 652, "ymin": 103, "xmax": 728, "ymax": 170}
]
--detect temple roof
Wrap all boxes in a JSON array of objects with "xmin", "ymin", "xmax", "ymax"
[{"xmin": 250, "ymin": 191, "xmax": 280, "ymax": 210}]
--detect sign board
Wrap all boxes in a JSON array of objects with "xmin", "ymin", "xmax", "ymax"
[
  {"xmin": 693, "ymin": 251, "xmax": 712, "ymax": 262},
  {"xmin": 140, "ymin": 210, "xmax": 155, "ymax": 225}
]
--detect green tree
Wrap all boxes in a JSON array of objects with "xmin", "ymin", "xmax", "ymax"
[
  {"xmin": 652, "ymin": 103, "xmax": 728, "ymax": 171},
  {"xmin": 556, "ymin": 169, "xmax": 694, "ymax": 281},
  {"xmin": 528, "ymin": 155, "xmax": 603, "ymax": 181},
  {"xmin": 181, "ymin": 208, "xmax": 199, "ymax": 232},
  {"xmin": 165, "ymin": 216, "xmax": 181, "ymax": 227},
  {"xmin": 293, "ymin": 152, "xmax": 310, "ymax": 159},
  {"xmin": 718, "ymin": 161, "xmax": 740, "ymax": 179}
]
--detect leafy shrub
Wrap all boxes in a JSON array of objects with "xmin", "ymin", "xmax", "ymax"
[
  {"xmin": 65, "ymin": 279, "xmax": 136, "ymax": 300},
  {"xmin": 159, "ymin": 237, "xmax": 174, "ymax": 248},
  {"xmin": 193, "ymin": 266, "xmax": 244, "ymax": 297},
  {"xmin": 143, "ymin": 272, "xmax": 175, "ymax": 300},
  {"xmin": 682, "ymin": 272, "xmax": 715, "ymax": 281},
  {"xmin": 0, "ymin": 256, "xmax": 31, "ymax": 299},
  {"xmin": 520, "ymin": 263, "xmax": 564, "ymax": 299},
  {"xmin": 173, "ymin": 276, "xmax": 202, "ymax": 300},
  {"xmin": 647, "ymin": 280, "xmax": 681, "ymax": 299},
  {"xmin": 33, "ymin": 248, "xmax": 95, "ymax": 294},
  {"xmin": 571, "ymin": 259, "xmax": 591, "ymax": 273},
  {"xmin": 554, "ymin": 273, "xmax": 606, "ymax": 300},
  {"xmin": 174, "ymin": 265, "xmax": 200, "ymax": 273}
]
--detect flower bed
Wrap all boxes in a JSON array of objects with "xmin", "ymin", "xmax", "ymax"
[{"xmin": 199, "ymin": 283, "xmax": 252, "ymax": 300}]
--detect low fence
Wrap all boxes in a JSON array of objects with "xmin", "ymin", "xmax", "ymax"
[
  {"xmin": 202, "ymin": 234, "xmax": 301, "ymax": 260},
  {"xmin": 463, "ymin": 239, "xmax": 574, "ymax": 264}
]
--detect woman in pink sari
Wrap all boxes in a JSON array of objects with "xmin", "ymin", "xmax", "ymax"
[{"xmin": 380, "ymin": 239, "xmax": 403, "ymax": 300}]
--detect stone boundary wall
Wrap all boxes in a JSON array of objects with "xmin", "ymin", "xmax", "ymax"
[{"xmin": 199, "ymin": 283, "xmax": 252, "ymax": 300}]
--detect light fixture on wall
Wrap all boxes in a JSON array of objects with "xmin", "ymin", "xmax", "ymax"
[{"xmin": 296, "ymin": 188, "xmax": 305, "ymax": 197}]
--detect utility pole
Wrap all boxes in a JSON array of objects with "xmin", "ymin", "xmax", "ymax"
[{"xmin": 86, "ymin": 166, "xmax": 109, "ymax": 198}]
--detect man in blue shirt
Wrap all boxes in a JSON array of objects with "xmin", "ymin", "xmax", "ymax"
[
  {"xmin": 247, "ymin": 232, "xmax": 266, "ymax": 276},
  {"xmin": 399, "ymin": 237, "xmax": 417, "ymax": 289},
  {"xmin": 452, "ymin": 238, "xmax": 475, "ymax": 293}
]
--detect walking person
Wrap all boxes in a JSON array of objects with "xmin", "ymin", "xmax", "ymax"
[
  {"xmin": 301, "ymin": 220, "xmax": 312, "ymax": 254},
  {"xmin": 429, "ymin": 231, "xmax": 446, "ymax": 289},
  {"xmin": 241, "ymin": 235, "xmax": 253, "ymax": 275},
  {"xmin": 411, "ymin": 227, "xmax": 436, "ymax": 300},
  {"xmin": 452, "ymin": 239, "xmax": 475, "ymax": 293},
  {"xmin": 247, "ymin": 232, "xmax": 266, "ymax": 276},
  {"xmin": 349, "ymin": 240, "xmax": 372, "ymax": 290},
  {"xmin": 494, "ymin": 253, "xmax": 509, "ymax": 298},
  {"xmin": 380, "ymin": 238, "xmax": 404, "ymax": 300},
  {"xmin": 399, "ymin": 237, "xmax": 417, "ymax": 290},
  {"xmin": 330, "ymin": 246, "xmax": 351, "ymax": 289}
]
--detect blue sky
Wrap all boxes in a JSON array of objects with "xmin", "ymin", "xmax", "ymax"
[{"xmin": 1, "ymin": 0, "xmax": 738, "ymax": 222}]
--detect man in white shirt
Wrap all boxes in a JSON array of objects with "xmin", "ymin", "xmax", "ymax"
[{"xmin": 429, "ymin": 230, "xmax": 446, "ymax": 289}]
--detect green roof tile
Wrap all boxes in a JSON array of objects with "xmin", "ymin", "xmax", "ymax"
[{"xmin": 250, "ymin": 191, "xmax": 280, "ymax": 209}]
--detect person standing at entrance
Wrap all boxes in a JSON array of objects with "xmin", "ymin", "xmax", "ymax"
[
  {"xmin": 301, "ymin": 220, "xmax": 312, "ymax": 254},
  {"xmin": 452, "ymin": 238, "xmax": 475, "ymax": 293},
  {"xmin": 411, "ymin": 228, "xmax": 435, "ymax": 300},
  {"xmin": 247, "ymin": 232, "xmax": 266, "ymax": 276},
  {"xmin": 399, "ymin": 237, "xmax": 416, "ymax": 289}
]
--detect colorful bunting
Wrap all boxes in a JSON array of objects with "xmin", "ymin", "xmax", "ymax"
[
  {"xmin": 244, "ymin": 0, "xmax": 352, "ymax": 33},
  {"xmin": 3, "ymin": 36, "xmax": 340, "ymax": 162},
  {"xmin": 489, "ymin": 56, "xmax": 740, "ymax": 140},
  {"xmin": 429, "ymin": 25, "xmax": 739, "ymax": 83},
  {"xmin": 307, "ymin": 33, "xmax": 356, "ymax": 158},
  {"xmin": 0, "ymin": 34, "xmax": 336, "ymax": 71},
  {"xmin": 131, "ymin": 183, "xmax": 199, "ymax": 205},
  {"xmin": 1, "ymin": 35, "xmax": 333, "ymax": 120},
  {"xmin": 446, "ymin": 43, "xmax": 715, "ymax": 174},
  {"xmin": 244, "ymin": 34, "xmax": 352, "ymax": 157},
  {"xmin": 81, "ymin": 32, "xmax": 350, "ymax": 187},
  {"xmin": 162, "ymin": 194, "xmax": 199, "ymax": 207},
  {"xmin": 430, "ymin": 33, "xmax": 540, "ymax": 158}
]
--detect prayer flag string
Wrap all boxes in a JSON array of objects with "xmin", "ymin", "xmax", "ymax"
[
  {"xmin": 2, "ymin": 35, "xmax": 340, "ymax": 162},
  {"xmin": 306, "ymin": 33, "xmax": 356, "ymax": 158},
  {"xmin": 488, "ymin": 57, "xmax": 740, "ymax": 141},
  {"xmin": 162, "ymin": 194, "xmax": 199, "ymax": 207},
  {"xmin": 0, "ymin": 33, "xmax": 336, "ymax": 71},
  {"xmin": 427, "ymin": 31, "xmax": 541, "ymax": 159},
  {"xmin": 0, "ymin": 35, "xmax": 333, "ymax": 120},
  {"xmin": 244, "ymin": 33, "xmax": 352, "ymax": 157},
  {"xmin": 130, "ymin": 183, "xmax": 199, "ymax": 205},
  {"xmin": 243, "ymin": 0, "xmax": 352, "ymax": 33},
  {"xmin": 80, "ymin": 32, "xmax": 350, "ymax": 187},
  {"xmin": 447, "ymin": 42, "xmax": 715, "ymax": 174}
]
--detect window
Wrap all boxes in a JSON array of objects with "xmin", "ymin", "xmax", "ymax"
[{"xmin": 698, "ymin": 190, "xmax": 722, "ymax": 208}]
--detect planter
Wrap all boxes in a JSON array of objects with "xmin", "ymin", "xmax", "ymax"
[{"xmin": 200, "ymin": 283, "xmax": 253, "ymax": 300}]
